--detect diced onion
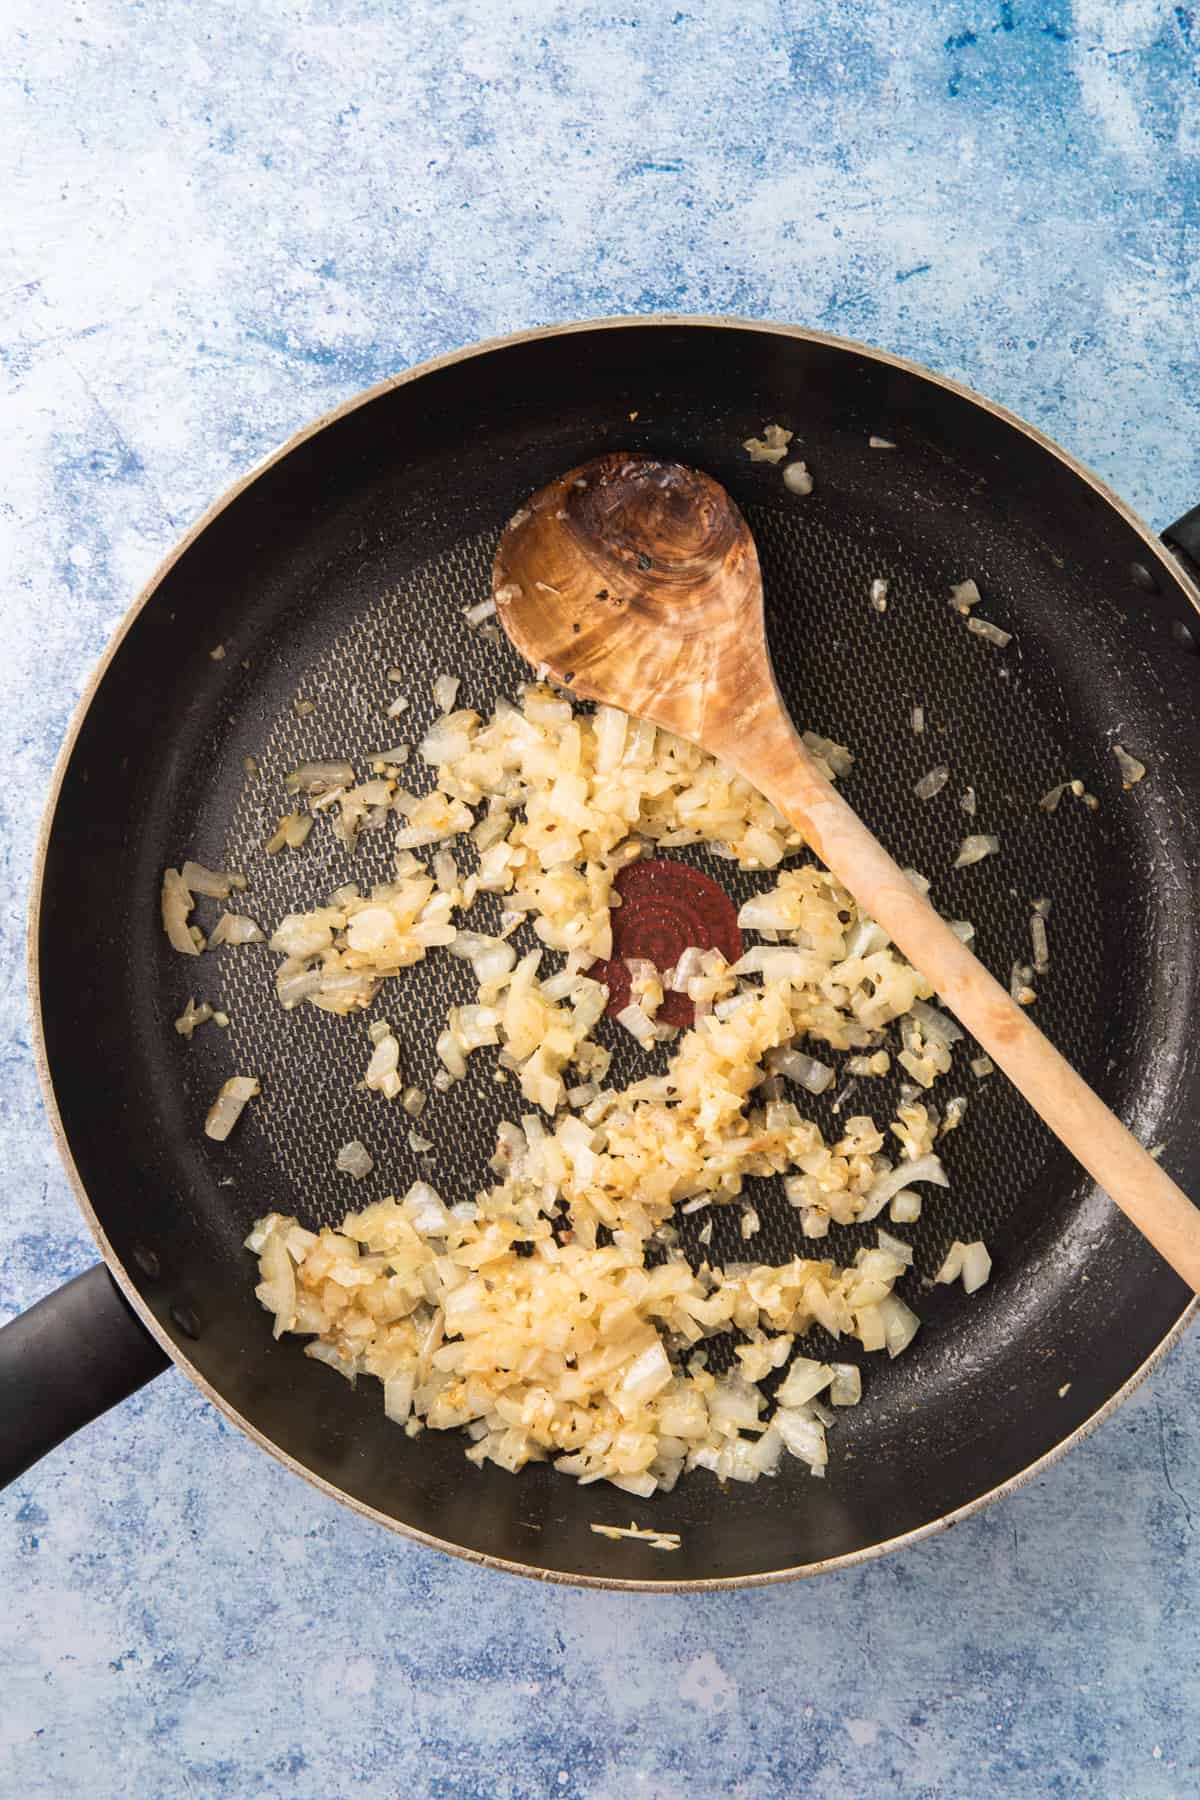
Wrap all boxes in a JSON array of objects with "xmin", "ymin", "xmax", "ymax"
[
  {"xmin": 937, "ymin": 1241, "xmax": 964, "ymax": 1284},
  {"xmin": 876, "ymin": 1227, "xmax": 913, "ymax": 1265},
  {"xmin": 336, "ymin": 1140, "xmax": 374, "ymax": 1180},
  {"xmin": 1010, "ymin": 961, "xmax": 1037, "ymax": 1006},
  {"xmin": 743, "ymin": 424, "xmax": 793, "ymax": 464},
  {"xmin": 366, "ymin": 1031, "xmax": 402, "ymax": 1097},
  {"xmin": 776, "ymin": 1358, "xmax": 833, "ymax": 1407},
  {"xmin": 914, "ymin": 764, "xmax": 949, "ymax": 800},
  {"xmin": 274, "ymin": 813, "xmax": 314, "ymax": 853},
  {"xmin": 940, "ymin": 1095, "xmax": 968, "ymax": 1134},
  {"xmin": 418, "ymin": 732, "xmax": 469, "ymax": 775},
  {"xmin": 765, "ymin": 1047, "xmax": 834, "ymax": 1094},
  {"xmin": 888, "ymin": 1189, "xmax": 922, "ymax": 1223},
  {"xmin": 860, "ymin": 1153, "xmax": 949, "ymax": 1218},
  {"xmin": 966, "ymin": 617, "xmax": 1012, "ymax": 648},
  {"xmin": 828, "ymin": 1364, "xmax": 862, "ymax": 1405},
  {"xmin": 774, "ymin": 1406, "xmax": 827, "ymax": 1470},
  {"xmin": 204, "ymin": 1075, "xmax": 260, "ymax": 1142},
  {"xmin": 937, "ymin": 1239, "xmax": 992, "ymax": 1293},
  {"xmin": 668, "ymin": 945, "xmax": 708, "ymax": 990},
  {"xmin": 961, "ymin": 1242, "xmax": 991, "ymax": 1292},
  {"xmin": 1112, "ymin": 743, "xmax": 1146, "ymax": 787},
  {"xmin": 736, "ymin": 890, "xmax": 801, "ymax": 932},
  {"xmin": 277, "ymin": 968, "xmax": 322, "ymax": 1008},
  {"xmin": 161, "ymin": 868, "xmax": 198, "ymax": 955},
  {"xmin": 733, "ymin": 946, "xmax": 823, "ymax": 982},
  {"xmin": 616, "ymin": 1002, "xmax": 656, "ymax": 1048},
  {"xmin": 181, "ymin": 861, "xmax": 247, "ymax": 899},
  {"xmin": 590, "ymin": 1521, "xmax": 680, "ymax": 1549},
  {"xmin": 843, "ymin": 918, "xmax": 889, "ymax": 957},
  {"xmin": 208, "ymin": 912, "xmax": 265, "ymax": 947},
  {"xmin": 801, "ymin": 730, "xmax": 854, "ymax": 777},
  {"xmin": 616, "ymin": 1342, "xmax": 672, "ymax": 1413},
  {"xmin": 403, "ymin": 1180, "xmax": 451, "ymax": 1237},
  {"xmin": 909, "ymin": 998, "xmax": 963, "ymax": 1045},
  {"xmin": 285, "ymin": 760, "xmax": 355, "ymax": 795},
  {"xmin": 174, "ymin": 997, "xmax": 213, "ymax": 1039},
  {"xmin": 878, "ymin": 1292, "xmax": 920, "ymax": 1357},
  {"xmin": 953, "ymin": 834, "xmax": 1000, "ymax": 868}
]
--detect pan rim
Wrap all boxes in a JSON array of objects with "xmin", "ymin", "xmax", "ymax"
[{"xmin": 25, "ymin": 311, "xmax": 1200, "ymax": 1591}]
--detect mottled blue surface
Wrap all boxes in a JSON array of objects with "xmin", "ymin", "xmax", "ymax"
[{"xmin": 3, "ymin": 2, "xmax": 1200, "ymax": 1794}]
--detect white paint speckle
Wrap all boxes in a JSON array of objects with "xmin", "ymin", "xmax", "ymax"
[
  {"xmin": 678, "ymin": 1652, "xmax": 736, "ymax": 1712},
  {"xmin": 343, "ymin": 1658, "xmax": 376, "ymax": 1695}
]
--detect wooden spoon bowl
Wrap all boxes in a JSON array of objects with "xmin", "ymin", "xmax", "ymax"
[{"xmin": 494, "ymin": 453, "xmax": 771, "ymax": 751}]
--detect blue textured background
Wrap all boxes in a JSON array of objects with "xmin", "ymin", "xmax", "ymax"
[{"xmin": 4, "ymin": 3, "xmax": 1199, "ymax": 1794}]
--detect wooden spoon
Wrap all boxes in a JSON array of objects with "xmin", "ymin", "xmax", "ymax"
[{"xmin": 494, "ymin": 451, "xmax": 1200, "ymax": 1292}]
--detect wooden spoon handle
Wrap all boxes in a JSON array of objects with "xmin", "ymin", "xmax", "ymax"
[{"xmin": 732, "ymin": 705, "xmax": 1200, "ymax": 1293}]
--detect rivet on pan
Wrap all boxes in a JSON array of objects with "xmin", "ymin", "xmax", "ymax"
[
  {"xmin": 1129, "ymin": 561, "xmax": 1158, "ymax": 593},
  {"xmin": 170, "ymin": 1303, "xmax": 201, "ymax": 1340},
  {"xmin": 131, "ymin": 1243, "xmax": 160, "ymax": 1280},
  {"xmin": 1170, "ymin": 619, "xmax": 1198, "ymax": 654}
]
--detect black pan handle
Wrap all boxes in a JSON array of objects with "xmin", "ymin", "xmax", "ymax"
[
  {"xmin": 0, "ymin": 1263, "xmax": 170, "ymax": 1489},
  {"xmin": 1163, "ymin": 505, "xmax": 1200, "ymax": 586}
]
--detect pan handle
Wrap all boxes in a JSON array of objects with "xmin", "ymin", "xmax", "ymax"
[
  {"xmin": 1163, "ymin": 504, "xmax": 1200, "ymax": 588},
  {"xmin": 0, "ymin": 1263, "xmax": 170, "ymax": 1490}
]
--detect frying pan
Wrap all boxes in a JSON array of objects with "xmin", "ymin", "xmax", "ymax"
[{"xmin": 4, "ymin": 316, "xmax": 1200, "ymax": 1591}]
